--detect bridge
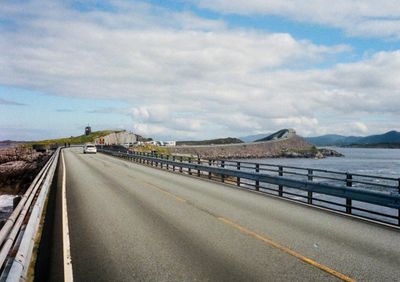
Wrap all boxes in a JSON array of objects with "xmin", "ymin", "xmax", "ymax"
[{"xmin": 0, "ymin": 147, "xmax": 399, "ymax": 281}]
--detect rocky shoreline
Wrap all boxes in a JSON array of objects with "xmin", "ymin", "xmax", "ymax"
[
  {"xmin": 0, "ymin": 146, "xmax": 51, "ymax": 195},
  {"xmin": 168, "ymin": 136, "xmax": 343, "ymax": 159}
]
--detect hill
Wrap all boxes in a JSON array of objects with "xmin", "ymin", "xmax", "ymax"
[
  {"xmin": 176, "ymin": 137, "xmax": 243, "ymax": 146},
  {"xmin": 305, "ymin": 134, "xmax": 362, "ymax": 146},
  {"xmin": 168, "ymin": 129, "xmax": 341, "ymax": 159},
  {"xmin": 29, "ymin": 130, "xmax": 122, "ymax": 146},
  {"xmin": 305, "ymin": 130, "xmax": 400, "ymax": 147}
]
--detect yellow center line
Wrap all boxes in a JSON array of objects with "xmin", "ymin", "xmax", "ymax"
[
  {"xmin": 138, "ymin": 179, "xmax": 355, "ymax": 282},
  {"xmin": 142, "ymin": 180, "xmax": 186, "ymax": 203},
  {"xmin": 218, "ymin": 217, "xmax": 355, "ymax": 282}
]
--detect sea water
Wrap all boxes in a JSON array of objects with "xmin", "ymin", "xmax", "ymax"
[
  {"xmin": 240, "ymin": 148, "xmax": 400, "ymax": 224},
  {"xmin": 249, "ymin": 147, "xmax": 400, "ymax": 178}
]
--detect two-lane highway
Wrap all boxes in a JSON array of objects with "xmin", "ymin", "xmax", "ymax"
[{"xmin": 56, "ymin": 147, "xmax": 399, "ymax": 281}]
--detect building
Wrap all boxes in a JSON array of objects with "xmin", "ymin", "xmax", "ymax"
[
  {"xmin": 85, "ymin": 125, "xmax": 92, "ymax": 136},
  {"xmin": 94, "ymin": 131, "xmax": 139, "ymax": 146}
]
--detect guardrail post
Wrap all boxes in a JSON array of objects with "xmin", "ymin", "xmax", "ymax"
[
  {"xmin": 188, "ymin": 157, "xmax": 192, "ymax": 175},
  {"xmin": 166, "ymin": 155, "xmax": 169, "ymax": 170},
  {"xmin": 160, "ymin": 154, "xmax": 163, "ymax": 169},
  {"xmin": 208, "ymin": 160, "xmax": 212, "ymax": 179},
  {"xmin": 221, "ymin": 160, "xmax": 225, "ymax": 183},
  {"xmin": 255, "ymin": 164, "xmax": 260, "ymax": 191},
  {"xmin": 398, "ymin": 178, "xmax": 400, "ymax": 226},
  {"xmin": 237, "ymin": 162, "xmax": 241, "ymax": 186},
  {"xmin": 308, "ymin": 169, "xmax": 313, "ymax": 204},
  {"xmin": 172, "ymin": 156, "xmax": 176, "ymax": 171},
  {"xmin": 179, "ymin": 157, "xmax": 183, "ymax": 173},
  {"xmin": 197, "ymin": 158, "xmax": 201, "ymax": 177},
  {"xmin": 346, "ymin": 173, "xmax": 352, "ymax": 214},
  {"xmin": 278, "ymin": 166, "xmax": 283, "ymax": 196},
  {"xmin": 13, "ymin": 196, "xmax": 22, "ymax": 210}
]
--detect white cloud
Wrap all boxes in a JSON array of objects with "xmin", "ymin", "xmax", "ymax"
[
  {"xmin": 0, "ymin": 1, "xmax": 399, "ymax": 139},
  {"xmin": 352, "ymin": 122, "xmax": 369, "ymax": 134},
  {"xmin": 197, "ymin": 0, "xmax": 400, "ymax": 39}
]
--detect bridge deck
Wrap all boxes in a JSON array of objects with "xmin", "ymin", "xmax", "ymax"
[{"xmin": 47, "ymin": 147, "xmax": 400, "ymax": 281}]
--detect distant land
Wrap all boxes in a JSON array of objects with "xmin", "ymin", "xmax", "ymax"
[
  {"xmin": 170, "ymin": 129, "xmax": 342, "ymax": 159},
  {"xmin": 176, "ymin": 137, "xmax": 243, "ymax": 146},
  {"xmin": 0, "ymin": 140, "xmax": 26, "ymax": 148},
  {"xmin": 305, "ymin": 130, "xmax": 400, "ymax": 148}
]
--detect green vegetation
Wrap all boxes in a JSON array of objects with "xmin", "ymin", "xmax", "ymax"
[
  {"xmin": 132, "ymin": 144, "xmax": 170, "ymax": 155},
  {"xmin": 28, "ymin": 130, "xmax": 121, "ymax": 147}
]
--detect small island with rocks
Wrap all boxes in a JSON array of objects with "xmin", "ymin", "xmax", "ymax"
[{"xmin": 149, "ymin": 129, "xmax": 343, "ymax": 159}]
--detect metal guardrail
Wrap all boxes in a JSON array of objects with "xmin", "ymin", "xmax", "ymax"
[
  {"xmin": 0, "ymin": 147, "xmax": 60, "ymax": 281},
  {"xmin": 99, "ymin": 148, "xmax": 400, "ymax": 227}
]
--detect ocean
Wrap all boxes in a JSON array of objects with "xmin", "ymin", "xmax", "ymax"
[
  {"xmin": 244, "ymin": 147, "xmax": 400, "ymax": 178},
  {"xmin": 234, "ymin": 147, "xmax": 400, "ymax": 224}
]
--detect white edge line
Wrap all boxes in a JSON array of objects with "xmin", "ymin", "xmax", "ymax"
[{"xmin": 62, "ymin": 150, "xmax": 74, "ymax": 282}]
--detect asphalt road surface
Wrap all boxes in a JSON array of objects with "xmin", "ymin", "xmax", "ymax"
[{"xmin": 60, "ymin": 147, "xmax": 400, "ymax": 281}]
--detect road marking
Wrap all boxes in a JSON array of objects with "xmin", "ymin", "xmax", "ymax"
[
  {"xmin": 132, "ymin": 177, "xmax": 354, "ymax": 281},
  {"xmin": 142, "ymin": 180, "xmax": 186, "ymax": 203},
  {"xmin": 218, "ymin": 217, "xmax": 355, "ymax": 282},
  {"xmin": 127, "ymin": 173, "xmax": 356, "ymax": 282},
  {"xmin": 61, "ymin": 151, "xmax": 74, "ymax": 282}
]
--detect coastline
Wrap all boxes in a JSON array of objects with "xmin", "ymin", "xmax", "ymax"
[{"xmin": 167, "ymin": 136, "xmax": 343, "ymax": 159}]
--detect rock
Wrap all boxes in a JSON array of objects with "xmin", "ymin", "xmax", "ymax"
[{"xmin": 0, "ymin": 147, "xmax": 51, "ymax": 194}]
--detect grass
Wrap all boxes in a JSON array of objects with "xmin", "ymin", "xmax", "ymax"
[
  {"xmin": 27, "ymin": 130, "xmax": 123, "ymax": 147},
  {"xmin": 132, "ymin": 144, "xmax": 170, "ymax": 155}
]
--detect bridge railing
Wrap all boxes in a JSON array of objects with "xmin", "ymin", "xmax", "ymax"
[
  {"xmin": 99, "ymin": 148, "xmax": 400, "ymax": 227},
  {"xmin": 0, "ymin": 147, "xmax": 60, "ymax": 281}
]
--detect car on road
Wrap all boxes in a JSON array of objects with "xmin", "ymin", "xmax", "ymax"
[{"xmin": 83, "ymin": 144, "xmax": 97, "ymax": 154}]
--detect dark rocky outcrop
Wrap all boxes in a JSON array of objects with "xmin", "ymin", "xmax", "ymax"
[{"xmin": 0, "ymin": 146, "xmax": 50, "ymax": 194}]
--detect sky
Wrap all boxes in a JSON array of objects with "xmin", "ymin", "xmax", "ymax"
[{"xmin": 1, "ymin": 0, "xmax": 400, "ymax": 141}]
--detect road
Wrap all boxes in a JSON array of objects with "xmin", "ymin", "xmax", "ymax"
[{"xmin": 56, "ymin": 147, "xmax": 400, "ymax": 281}]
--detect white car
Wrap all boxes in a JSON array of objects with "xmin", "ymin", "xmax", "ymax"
[{"xmin": 83, "ymin": 144, "xmax": 97, "ymax": 154}]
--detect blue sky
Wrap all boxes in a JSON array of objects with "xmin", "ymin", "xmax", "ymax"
[{"xmin": 1, "ymin": 0, "xmax": 400, "ymax": 140}]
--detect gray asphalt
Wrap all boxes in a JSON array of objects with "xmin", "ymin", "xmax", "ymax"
[{"xmin": 63, "ymin": 147, "xmax": 400, "ymax": 281}]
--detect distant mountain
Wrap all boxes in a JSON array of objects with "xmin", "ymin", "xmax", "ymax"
[
  {"xmin": 355, "ymin": 131, "xmax": 400, "ymax": 145},
  {"xmin": 305, "ymin": 134, "xmax": 362, "ymax": 146},
  {"xmin": 176, "ymin": 137, "xmax": 243, "ymax": 146},
  {"xmin": 239, "ymin": 133, "xmax": 270, "ymax": 143},
  {"xmin": 0, "ymin": 140, "xmax": 26, "ymax": 148},
  {"xmin": 305, "ymin": 131, "xmax": 400, "ymax": 147}
]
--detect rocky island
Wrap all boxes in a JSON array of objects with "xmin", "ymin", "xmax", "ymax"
[
  {"xmin": 0, "ymin": 146, "xmax": 50, "ymax": 195},
  {"xmin": 168, "ymin": 129, "xmax": 343, "ymax": 159}
]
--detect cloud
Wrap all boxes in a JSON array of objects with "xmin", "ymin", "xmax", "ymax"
[
  {"xmin": 0, "ymin": 1, "xmax": 398, "ymax": 139},
  {"xmin": 352, "ymin": 122, "xmax": 369, "ymax": 134},
  {"xmin": 0, "ymin": 98, "xmax": 25, "ymax": 106},
  {"xmin": 196, "ymin": 0, "xmax": 400, "ymax": 39}
]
